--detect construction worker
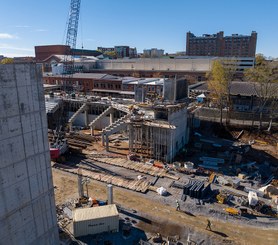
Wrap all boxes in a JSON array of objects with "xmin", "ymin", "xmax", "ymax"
[
  {"xmin": 176, "ymin": 200, "xmax": 180, "ymax": 211},
  {"xmin": 206, "ymin": 219, "xmax": 212, "ymax": 231}
]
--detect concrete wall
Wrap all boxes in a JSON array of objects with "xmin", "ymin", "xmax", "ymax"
[
  {"xmin": 96, "ymin": 58, "xmax": 212, "ymax": 71},
  {"xmin": 68, "ymin": 112, "xmax": 110, "ymax": 129},
  {"xmin": 168, "ymin": 107, "xmax": 188, "ymax": 161},
  {"xmin": 163, "ymin": 79, "xmax": 188, "ymax": 102},
  {"xmin": 95, "ymin": 58, "xmax": 254, "ymax": 73},
  {"xmin": 0, "ymin": 64, "xmax": 59, "ymax": 245}
]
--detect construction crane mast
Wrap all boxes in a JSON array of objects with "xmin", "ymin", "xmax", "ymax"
[
  {"xmin": 64, "ymin": 0, "xmax": 81, "ymax": 75},
  {"xmin": 66, "ymin": 0, "xmax": 81, "ymax": 50}
]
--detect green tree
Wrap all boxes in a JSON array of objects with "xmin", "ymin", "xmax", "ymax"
[
  {"xmin": 104, "ymin": 51, "xmax": 117, "ymax": 59},
  {"xmin": 245, "ymin": 54, "xmax": 278, "ymax": 130},
  {"xmin": 0, "ymin": 58, "xmax": 14, "ymax": 64},
  {"xmin": 206, "ymin": 60, "xmax": 235, "ymax": 125}
]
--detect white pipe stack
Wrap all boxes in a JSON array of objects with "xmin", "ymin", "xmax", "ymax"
[{"xmin": 107, "ymin": 184, "xmax": 113, "ymax": 204}]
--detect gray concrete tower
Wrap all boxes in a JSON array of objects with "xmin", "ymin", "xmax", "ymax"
[{"xmin": 0, "ymin": 64, "xmax": 59, "ymax": 244}]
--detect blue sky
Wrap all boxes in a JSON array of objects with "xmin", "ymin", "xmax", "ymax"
[{"xmin": 0, "ymin": 0, "xmax": 277, "ymax": 58}]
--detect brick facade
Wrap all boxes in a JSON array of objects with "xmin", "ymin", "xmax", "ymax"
[{"xmin": 186, "ymin": 31, "xmax": 257, "ymax": 57}]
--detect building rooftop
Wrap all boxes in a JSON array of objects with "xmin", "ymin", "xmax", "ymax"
[
  {"xmin": 93, "ymin": 89, "xmax": 135, "ymax": 95},
  {"xmin": 73, "ymin": 204, "xmax": 118, "ymax": 222},
  {"xmin": 122, "ymin": 78, "xmax": 165, "ymax": 85},
  {"xmin": 45, "ymin": 73, "xmax": 121, "ymax": 80},
  {"xmin": 41, "ymin": 54, "xmax": 99, "ymax": 63},
  {"xmin": 190, "ymin": 81, "xmax": 278, "ymax": 97},
  {"xmin": 229, "ymin": 81, "xmax": 257, "ymax": 96}
]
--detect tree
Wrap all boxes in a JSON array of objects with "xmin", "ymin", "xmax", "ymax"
[
  {"xmin": 244, "ymin": 54, "xmax": 278, "ymax": 130},
  {"xmin": 0, "ymin": 58, "xmax": 14, "ymax": 64},
  {"xmin": 104, "ymin": 51, "xmax": 117, "ymax": 59},
  {"xmin": 206, "ymin": 60, "xmax": 235, "ymax": 125}
]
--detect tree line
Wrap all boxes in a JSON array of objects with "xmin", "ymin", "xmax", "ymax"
[{"xmin": 206, "ymin": 55, "xmax": 278, "ymax": 131}]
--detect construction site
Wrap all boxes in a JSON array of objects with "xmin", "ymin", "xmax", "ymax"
[
  {"xmin": 1, "ymin": 45, "xmax": 278, "ymax": 245},
  {"xmin": 46, "ymin": 86, "xmax": 278, "ymax": 245},
  {"xmin": 44, "ymin": 1, "xmax": 277, "ymax": 243},
  {"xmin": 1, "ymin": 0, "xmax": 277, "ymax": 245}
]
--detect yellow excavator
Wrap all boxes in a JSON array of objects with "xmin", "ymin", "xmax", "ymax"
[{"xmin": 225, "ymin": 207, "xmax": 240, "ymax": 216}]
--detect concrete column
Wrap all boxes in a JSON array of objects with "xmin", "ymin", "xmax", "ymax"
[
  {"xmin": 110, "ymin": 112, "xmax": 114, "ymax": 125},
  {"xmin": 69, "ymin": 122, "xmax": 73, "ymax": 132},
  {"xmin": 102, "ymin": 133, "xmax": 105, "ymax": 146},
  {"xmin": 106, "ymin": 134, "xmax": 109, "ymax": 151},
  {"xmin": 129, "ymin": 124, "xmax": 134, "ymax": 151},
  {"xmin": 107, "ymin": 184, "xmax": 113, "ymax": 204},
  {"xmin": 84, "ymin": 109, "xmax": 88, "ymax": 126},
  {"xmin": 90, "ymin": 126, "xmax": 94, "ymax": 136}
]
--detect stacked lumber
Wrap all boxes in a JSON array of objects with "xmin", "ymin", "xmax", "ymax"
[
  {"xmin": 53, "ymin": 163, "xmax": 150, "ymax": 193},
  {"xmin": 86, "ymin": 156, "xmax": 179, "ymax": 180}
]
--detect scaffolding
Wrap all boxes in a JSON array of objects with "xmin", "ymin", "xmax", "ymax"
[{"xmin": 129, "ymin": 119, "xmax": 175, "ymax": 162}]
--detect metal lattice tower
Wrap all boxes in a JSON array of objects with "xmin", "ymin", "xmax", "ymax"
[
  {"xmin": 63, "ymin": 0, "xmax": 81, "ymax": 79},
  {"xmin": 66, "ymin": 0, "xmax": 81, "ymax": 49}
]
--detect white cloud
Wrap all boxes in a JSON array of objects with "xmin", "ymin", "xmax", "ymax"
[
  {"xmin": 0, "ymin": 52, "xmax": 34, "ymax": 58},
  {"xmin": 14, "ymin": 25, "xmax": 31, "ymax": 28},
  {"xmin": 0, "ymin": 47, "xmax": 34, "ymax": 57},
  {"xmin": 0, "ymin": 33, "xmax": 18, "ymax": 39},
  {"xmin": 84, "ymin": 38, "xmax": 96, "ymax": 42},
  {"xmin": 35, "ymin": 29, "xmax": 48, "ymax": 32},
  {"xmin": 0, "ymin": 43, "xmax": 33, "ymax": 52}
]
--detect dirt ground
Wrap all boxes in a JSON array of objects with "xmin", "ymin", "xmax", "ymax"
[
  {"xmin": 240, "ymin": 131, "xmax": 278, "ymax": 160},
  {"xmin": 52, "ymin": 168, "xmax": 278, "ymax": 245}
]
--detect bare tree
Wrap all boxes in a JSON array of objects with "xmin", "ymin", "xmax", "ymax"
[
  {"xmin": 206, "ymin": 60, "xmax": 236, "ymax": 125},
  {"xmin": 245, "ymin": 55, "xmax": 278, "ymax": 130}
]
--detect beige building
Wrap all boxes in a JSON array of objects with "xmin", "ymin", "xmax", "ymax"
[{"xmin": 73, "ymin": 204, "xmax": 119, "ymax": 237}]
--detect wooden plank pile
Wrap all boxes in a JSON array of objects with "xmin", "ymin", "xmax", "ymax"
[
  {"xmin": 53, "ymin": 163, "xmax": 150, "ymax": 193},
  {"xmin": 86, "ymin": 156, "xmax": 179, "ymax": 180}
]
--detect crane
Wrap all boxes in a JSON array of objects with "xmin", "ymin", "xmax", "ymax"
[
  {"xmin": 64, "ymin": 0, "xmax": 81, "ymax": 75},
  {"xmin": 66, "ymin": 0, "xmax": 81, "ymax": 50}
]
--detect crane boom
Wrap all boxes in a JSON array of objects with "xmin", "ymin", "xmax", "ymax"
[{"xmin": 66, "ymin": 0, "xmax": 81, "ymax": 49}]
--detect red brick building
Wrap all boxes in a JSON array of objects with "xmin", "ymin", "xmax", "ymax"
[
  {"xmin": 43, "ymin": 73, "xmax": 165, "ymax": 98},
  {"xmin": 186, "ymin": 31, "xmax": 257, "ymax": 57},
  {"xmin": 35, "ymin": 45, "xmax": 71, "ymax": 62},
  {"xmin": 43, "ymin": 73, "xmax": 123, "ymax": 95},
  {"xmin": 35, "ymin": 45, "xmax": 102, "ymax": 62}
]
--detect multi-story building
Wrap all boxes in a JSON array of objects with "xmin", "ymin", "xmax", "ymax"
[
  {"xmin": 114, "ymin": 46, "xmax": 129, "ymax": 58},
  {"xmin": 35, "ymin": 44, "xmax": 101, "ymax": 62},
  {"xmin": 143, "ymin": 48, "xmax": 164, "ymax": 58},
  {"xmin": 97, "ymin": 47, "xmax": 115, "ymax": 53},
  {"xmin": 129, "ymin": 47, "xmax": 137, "ymax": 58},
  {"xmin": 186, "ymin": 31, "xmax": 257, "ymax": 57},
  {"xmin": 35, "ymin": 45, "xmax": 101, "ymax": 72},
  {"xmin": 0, "ymin": 64, "xmax": 59, "ymax": 244},
  {"xmin": 98, "ymin": 46, "xmax": 137, "ymax": 58}
]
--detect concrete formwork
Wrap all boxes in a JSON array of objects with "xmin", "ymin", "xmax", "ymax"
[
  {"xmin": 129, "ymin": 104, "xmax": 188, "ymax": 162},
  {"xmin": 0, "ymin": 64, "xmax": 59, "ymax": 245}
]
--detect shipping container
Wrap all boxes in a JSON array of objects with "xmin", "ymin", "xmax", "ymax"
[{"xmin": 73, "ymin": 204, "xmax": 119, "ymax": 237}]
